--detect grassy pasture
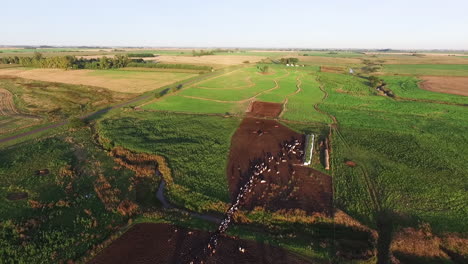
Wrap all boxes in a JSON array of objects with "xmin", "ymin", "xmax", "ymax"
[
  {"xmin": 317, "ymin": 72, "xmax": 468, "ymax": 233},
  {"xmin": 382, "ymin": 76, "xmax": 468, "ymax": 105},
  {"xmin": 97, "ymin": 111, "xmax": 241, "ymax": 212},
  {"xmin": 381, "ymin": 64, "xmax": 468, "ymax": 76},
  {"xmin": 0, "ymin": 129, "xmax": 136, "ymax": 263},
  {"xmin": 0, "ymin": 77, "xmax": 130, "ymax": 135},
  {"xmin": 282, "ymin": 76, "xmax": 330, "ymax": 123},
  {"xmin": 141, "ymin": 65, "xmax": 333, "ymax": 123},
  {"xmin": 141, "ymin": 95, "xmax": 249, "ymax": 114}
]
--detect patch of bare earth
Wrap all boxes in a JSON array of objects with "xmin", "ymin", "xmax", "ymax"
[
  {"xmin": 89, "ymin": 223, "xmax": 312, "ymax": 264},
  {"xmin": 420, "ymin": 76, "xmax": 468, "ymax": 96},
  {"xmin": 246, "ymin": 101, "xmax": 283, "ymax": 118}
]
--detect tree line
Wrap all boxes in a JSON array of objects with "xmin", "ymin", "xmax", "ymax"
[
  {"xmin": 0, "ymin": 52, "xmax": 130, "ymax": 69},
  {"xmin": 279, "ymin": 58, "xmax": 299, "ymax": 64}
]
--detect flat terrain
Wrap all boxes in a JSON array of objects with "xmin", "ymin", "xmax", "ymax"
[
  {"xmin": 228, "ymin": 103, "xmax": 332, "ymax": 214},
  {"xmin": 419, "ymin": 76, "xmax": 468, "ymax": 96},
  {"xmin": 143, "ymin": 65, "xmax": 329, "ymax": 123},
  {"xmin": 144, "ymin": 55, "xmax": 263, "ymax": 68},
  {"xmin": 0, "ymin": 68, "xmax": 197, "ymax": 93},
  {"xmin": 90, "ymin": 223, "xmax": 312, "ymax": 264}
]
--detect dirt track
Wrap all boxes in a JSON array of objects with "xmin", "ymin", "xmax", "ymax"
[
  {"xmin": 89, "ymin": 223, "xmax": 311, "ymax": 264},
  {"xmin": 228, "ymin": 102, "xmax": 333, "ymax": 214},
  {"xmin": 420, "ymin": 76, "xmax": 468, "ymax": 96}
]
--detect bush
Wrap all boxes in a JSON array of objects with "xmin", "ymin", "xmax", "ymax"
[{"xmin": 68, "ymin": 117, "xmax": 86, "ymax": 129}]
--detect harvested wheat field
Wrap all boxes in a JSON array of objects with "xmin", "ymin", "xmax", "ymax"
[
  {"xmin": 145, "ymin": 55, "xmax": 263, "ymax": 68},
  {"xmin": 228, "ymin": 102, "xmax": 332, "ymax": 214},
  {"xmin": 89, "ymin": 223, "xmax": 311, "ymax": 264},
  {"xmin": 247, "ymin": 101, "xmax": 283, "ymax": 118},
  {"xmin": 0, "ymin": 68, "xmax": 197, "ymax": 93},
  {"xmin": 419, "ymin": 76, "xmax": 468, "ymax": 96}
]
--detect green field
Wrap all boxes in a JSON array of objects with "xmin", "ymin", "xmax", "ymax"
[
  {"xmin": 382, "ymin": 64, "xmax": 468, "ymax": 76},
  {"xmin": 317, "ymin": 72, "xmax": 468, "ymax": 233},
  {"xmin": 0, "ymin": 128, "xmax": 137, "ymax": 263},
  {"xmin": 97, "ymin": 111, "xmax": 241, "ymax": 212},
  {"xmin": 382, "ymin": 76, "xmax": 468, "ymax": 105},
  {"xmin": 142, "ymin": 65, "xmax": 331, "ymax": 124},
  {"xmin": 0, "ymin": 77, "xmax": 131, "ymax": 135}
]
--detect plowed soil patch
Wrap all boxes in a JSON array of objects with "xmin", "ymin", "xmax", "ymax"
[
  {"xmin": 89, "ymin": 223, "xmax": 311, "ymax": 264},
  {"xmin": 247, "ymin": 101, "xmax": 283, "ymax": 118},
  {"xmin": 227, "ymin": 118, "xmax": 332, "ymax": 214},
  {"xmin": 420, "ymin": 76, "xmax": 468, "ymax": 96}
]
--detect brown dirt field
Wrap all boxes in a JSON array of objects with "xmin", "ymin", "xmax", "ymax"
[
  {"xmin": 0, "ymin": 68, "xmax": 196, "ymax": 94},
  {"xmin": 247, "ymin": 101, "xmax": 283, "ymax": 118},
  {"xmin": 0, "ymin": 88, "xmax": 19, "ymax": 116},
  {"xmin": 146, "ymin": 55, "xmax": 263, "ymax": 68},
  {"xmin": 227, "ymin": 117, "xmax": 332, "ymax": 214},
  {"xmin": 419, "ymin": 76, "xmax": 468, "ymax": 96},
  {"xmin": 89, "ymin": 223, "xmax": 311, "ymax": 264},
  {"xmin": 320, "ymin": 66, "xmax": 346, "ymax": 74},
  {"xmin": 293, "ymin": 55, "xmax": 362, "ymax": 65}
]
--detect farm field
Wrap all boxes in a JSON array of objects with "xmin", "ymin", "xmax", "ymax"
[
  {"xmin": 382, "ymin": 76, "xmax": 468, "ymax": 103},
  {"xmin": 142, "ymin": 65, "xmax": 330, "ymax": 123},
  {"xmin": 0, "ymin": 76, "xmax": 131, "ymax": 135},
  {"xmin": 381, "ymin": 64, "xmax": 468, "ymax": 76},
  {"xmin": 0, "ymin": 128, "xmax": 140, "ymax": 263},
  {"xmin": 96, "ymin": 111, "xmax": 241, "ymax": 212},
  {"xmin": 0, "ymin": 68, "xmax": 197, "ymax": 93},
  {"xmin": 145, "ymin": 55, "xmax": 264, "ymax": 68},
  {"xmin": 317, "ymin": 72, "xmax": 468, "ymax": 234},
  {"xmin": 1, "ymin": 49, "xmax": 467, "ymax": 264}
]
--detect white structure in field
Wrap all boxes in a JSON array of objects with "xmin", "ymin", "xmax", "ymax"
[{"xmin": 303, "ymin": 134, "xmax": 315, "ymax": 165}]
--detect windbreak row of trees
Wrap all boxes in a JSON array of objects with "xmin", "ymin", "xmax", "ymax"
[
  {"xmin": 0, "ymin": 52, "xmax": 130, "ymax": 70},
  {"xmin": 279, "ymin": 57, "xmax": 299, "ymax": 64}
]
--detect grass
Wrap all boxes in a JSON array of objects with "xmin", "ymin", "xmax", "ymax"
[
  {"xmin": 0, "ymin": 77, "xmax": 131, "ymax": 135},
  {"xmin": 281, "ymin": 74, "xmax": 330, "ymax": 123},
  {"xmin": 0, "ymin": 128, "xmax": 137, "ymax": 263},
  {"xmin": 381, "ymin": 64, "xmax": 468, "ymax": 76},
  {"xmin": 97, "ymin": 111, "xmax": 241, "ymax": 212},
  {"xmin": 317, "ymin": 72, "xmax": 468, "ymax": 233},
  {"xmin": 141, "ymin": 95, "xmax": 249, "ymax": 114},
  {"xmin": 141, "ymin": 65, "xmax": 332, "ymax": 123},
  {"xmin": 381, "ymin": 76, "xmax": 468, "ymax": 105},
  {"xmin": 0, "ymin": 67, "xmax": 198, "ymax": 93}
]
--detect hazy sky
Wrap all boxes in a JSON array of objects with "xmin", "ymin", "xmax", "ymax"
[{"xmin": 2, "ymin": 0, "xmax": 467, "ymax": 49}]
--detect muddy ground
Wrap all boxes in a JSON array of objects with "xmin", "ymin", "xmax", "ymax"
[
  {"xmin": 228, "ymin": 102, "xmax": 333, "ymax": 214},
  {"xmin": 89, "ymin": 223, "xmax": 311, "ymax": 264},
  {"xmin": 247, "ymin": 101, "xmax": 284, "ymax": 118}
]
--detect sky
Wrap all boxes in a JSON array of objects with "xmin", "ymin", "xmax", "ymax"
[{"xmin": 2, "ymin": 0, "xmax": 468, "ymax": 49}]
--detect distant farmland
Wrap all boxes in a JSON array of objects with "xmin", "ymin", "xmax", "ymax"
[{"xmin": 0, "ymin": 68, "xmax": 197, "ymax": 93}]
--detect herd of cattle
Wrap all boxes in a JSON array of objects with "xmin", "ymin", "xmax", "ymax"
[{"xmin": 189, "ymin": 137, "xmax": 305, "ymax": 263}]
